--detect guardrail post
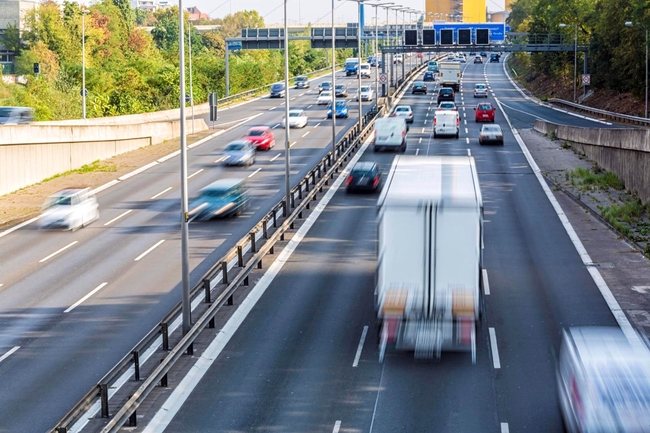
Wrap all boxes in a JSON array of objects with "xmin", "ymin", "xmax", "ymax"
[
  {"xmin": 203, "ymin": 278, "xmax": 211, "ymax": 303},
  {"xmin": 160, "ymin": 360, "xmax": 168, "ymax": 387},
  {"xmin": 298, "ymin": 183, "xmax": 303, "ymax": 199},
  {"xmin": 290, "ymin": 191, "xmax": 295, "ymax": 209},
  {"xmin": 127, "ymin": 395, "xmax": 137, "ymax": 426},
  {"xmin": 161, "ymin": 322, "xmax": 169, "ymax": 351},
  {"xmin": 263, "ymin": 220, "xmax": 268, "ymax": 239},
  {"xmin": 132, "ymin": 350, "xmax": 140, "ymax": 381},
  {"xmin": 228, "ymin": 294, "xmax": 234, "ymax": 306},
  {"xmin": 187, "ymin": 343, "xmax": 193, "ymax": 356},
  {"xmin": 100, "ymin": 384, "xmax": 109, "ymax": 417},
  {"xmin": 282, "ymin": 200, "xmax": 288, "ymax": 217},
  {"xmin": 250, "ymin": 233, "xmax": 257, "ymax": 253},
  {"xmin": 273, "ymin": 209, "xmax": 278, "ymax": 227},
  {"xmin": 55, "ymin": 428, "xmax": 67, "ymax": 433},
  {"xmin": 221, "ymin": 261, "xmax": 228, "ymax": 285},
  {"xmin": 237, "ymin": 245, "xmax": 243, "ymax": 267}
]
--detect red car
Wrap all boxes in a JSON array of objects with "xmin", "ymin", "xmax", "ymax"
[
  {"xmin": 244, "ymin": 126, "xmax": 275, "ymax": 151},
  {"xmin": 474, "ymin": 103, "xmax": 495, "ymax": 123}
]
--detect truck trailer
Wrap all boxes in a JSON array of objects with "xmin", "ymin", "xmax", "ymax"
[
  {"xmin": 376, "ymin": 155, "xmax": 483, "ymax": 361},
  {"xmin": 438, "ymin": 61, "xmax": 462, "ymax": 91}
]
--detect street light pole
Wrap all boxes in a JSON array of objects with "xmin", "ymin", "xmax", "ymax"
[
  {"xmin": 283, "ymin": 0, "xmax": 291, "ymax": 213},
  {"xmin": 357, "ymin": 0, "xmax": 363, "ymax": 125},
  {"xmin": 374, "ymin": 5, "xmax": 379, "ymax": 104},
  {"xmin": 331, "ymin": 0, "xmax": 337, "ymax": 157},
  {"xmin": 81, "ymin": 9, "xmax": 89, "ymax": 119},
  {"xmin": 188, "ymin": 23, "xmax": 194, "ymax": 134},
  {"xmin": 178, "ymin": 0, "xmax": 191, "ymax": 335}
]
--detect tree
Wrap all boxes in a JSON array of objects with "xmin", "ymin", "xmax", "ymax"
[
  {"xmin": 0, "ymin": 23, "xmax": 23, "ymax": 54},
  {"xmin": 219, "ymin": 10, "xmax": 265, "ymax": 38}
]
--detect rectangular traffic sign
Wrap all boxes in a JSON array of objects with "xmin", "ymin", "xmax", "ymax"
[
  {"xmin": 433, "ymin": 23, "xmax": 506, "ymax": 42},
  {"xmin": 227, "ymin": 41, "xmax": 242, "ymax": 51}
]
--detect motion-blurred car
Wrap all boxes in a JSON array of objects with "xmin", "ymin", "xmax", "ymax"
[
  {"xmin": 474, "ymin": 103, "xmax": 495, "ymax": 122},
  {"xmin": 39, "ymin": 188, "xmax": 99, "ymax": 231},
  {"xmin": 480, "ymin": 51, "xmax": 487, "ymax": 57},
  {"xmin": 334, "ymin": 84, "xmax": 348, "ymax": 97},
  {"xmin": 437, "ymin": 87, "xmax": 455, "ymax": 103},
  {"xmin": 478, "ymin": 124, "xmax": 504, "ymax": 145},
  {"xmin": 557, "ymin": 327, "xmax": 650, "ymax": 433},
  {"xmin": 223, "ymin": 140, "xmax": 256, "ymax": 166},
  {"xmin": 0, "ymin": 106, "xmax": 34, "ymax": 124},
  {"xmin": 319, "ymin": 81, "xmax": 332, "ymax": 94},
  {"xmin": 474, "ymin": 83, "xmax": 488, "ymax": 98},
  {"xmin": 411, "ymin": 81, "xmax": 427, "ymax": 94},
  {"xmin": 490, "ymin": 53, "xmax": 499, "ymax": 63},
  {"xmin": 437, "ymin": 101, "xmax": 457, "ymax": 111},
  {"xmin": 269, "ymin": 82, "xmax": 285, "ymax": 98},
  {"xmin": 317, "ymin": 90, "xmax": 333, "ymax": 105},
  {"xmin": 356, "ymin": 85, "xmax": 374, "ymax": 101},
  {"xmin": 474, "ymin": 56, "xmax": 483, "ymax": 64},
  {"xmin": 244, "ymin": 126, "xmax": 275, "ymax": 151},
  {"xmin": 283, "ymin": 109, "xmax": 308, "ymax": 128},
  {"xmin": 189, "ymin": 178, "xmax": 248, "ymax": 220},
  {"xmin": 391, "ymin": 105, "xmax": 414, "ymax": 124},
  {"xmin": 327, "ymin": 100, "xmax": 349, "ymax": 118},
  {"xmin": 294, "ymin": 75, "xmax": 309, "ymax": 89},
  {"xmin": 423, "ymin": 71, "xmax": 435, "ymax": 82},
  {"xmin": 346, "ymin": 161, "xmax": 382, "ymax": 193}
]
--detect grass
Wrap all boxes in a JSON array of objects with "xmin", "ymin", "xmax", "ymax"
[
  {"xmin": 599, "ymin": 199, "xmax": 646, "ymax": 238},
  {"xmin": 569, "ymin": 166, "xmax": 625, "ymax": 191},
  {"xmin": 42, "ymin": 160, "xmax": 117, "ymax": 182}
]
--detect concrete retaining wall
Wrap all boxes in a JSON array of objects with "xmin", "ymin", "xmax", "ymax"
[
  {"xmin": 534, "ymin": 120, "xmax": 650, "ymax": 203},
  {"xmin": 0, "ymin": 118, "xmax": 207, "ymax": 197}
]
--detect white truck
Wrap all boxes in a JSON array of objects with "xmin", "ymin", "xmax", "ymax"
[
  {"xmin": 376, "ymin": 155, "xmax": 483, "ymax": 361},
  {"xmin": 438, "ymin": 61, "xmax": 462, "ymax": 91},
  {"xmin": 373, "ymin": 117, "xmax": 407, "ymax": 153},
  {"xmin": 358, "ymin": 63, "xmax": 371, "ymax": 78}
]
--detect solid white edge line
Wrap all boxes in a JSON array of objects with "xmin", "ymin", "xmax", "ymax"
[
  {"xmin": 353, "ymin": 326, "xmax": 369, "ymax": 367},
  {"xmin": 134, "ymin": 239, "xmax": 166, "ymax": 262},
  {"xmin": 489, "ymin": 327, "xmax": 501, "ymax": 369},
  {"xmin": 142, "ymin": 115, "xmax": 378, "ymax": 433},
  {"xmin": 493, "ymin": 94, "xmax": 640, "ymax": 346},
  {"xmin": 187, "ymin": 169, "xmax": 204, "ymax": 179},
  {"xmin": 501, "ymin": 422, "xmax": 510, "ymax": 433},
  {"xmin": 150, "ymin": 187, "xmax": 172, "ymax": 200},
  {"xmin": 332, "ymin": 420, "xmax": 342, "ymax": 433},
  {"xmin": 39, "ymin": 241, "xmax": 78, "ymax": 263},
  {"xmin": 0, "ymin": 216, "xmax": 40, "ymax": 239},
  {"xmin": 482, "ymin": 269, "xmax": 490, "ymax": 295},
  {"xmin": 103, "ymin": 210, "xmax": 133, "ymax": 226},
  {"xmin": 0, "ymin": 346, "xmax": 19, "ymax": 364},
  {"xmin": 64, "ymin": 282, "xmax": 109, "ymax": 313},
  {"xmin": 248, "ymin": 168, "xmax": 262, "ymax": 178}
]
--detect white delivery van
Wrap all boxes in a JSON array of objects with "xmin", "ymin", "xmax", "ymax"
[
  {"xmin": 373, "ymin": 117, "xmax": 407, "ymax": 153},
  {"xmin": 376, "ymin": 155, "xmax": 483, "ymax": 361},
  {"xmin": 438, "ymin": 61, "xmax": 462, "ymax": 91},
  {"xmin": 359, "ymin": 63, "xmax": 371, "ymax": 78},
  {"xmin": 433, "ymin": 110, "xmax": 460, "ymax": 139}
]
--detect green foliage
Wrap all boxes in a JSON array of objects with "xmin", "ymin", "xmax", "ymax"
[
  {"xmin": 0, "ymin": 23, "xmax": 23, "ymax": 54},
  {"xmin": 570, "ymin": 166, "xmax": 625, "ymax": 191},
  {"xmin": 42, "ymin": 159, "xmax": 117, "ymax": 182}
]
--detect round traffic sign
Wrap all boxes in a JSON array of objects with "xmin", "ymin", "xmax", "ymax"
[
  {"xmin": 80, "ymin": 89, "xmax": 88, "ymax": 96},
  {"xmin": 379, "ymin": 73, "xmax": 388, "ymax": 84},
  {"xmin": 582, "ymin": 74, "xmax": 591, "ymax": 85}
]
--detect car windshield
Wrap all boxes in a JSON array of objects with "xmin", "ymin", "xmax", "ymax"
[
  {"xmin": 478, "ymin": 104, "xmax": 493, "ymax": 110},
  {"xmin": 414, "ymin": 82, "xmax": 424, "ymax": 86},
  {"xmin": 0, "ymin": 108, "xmax": 17, "ymax": 117},
  {"xmin": 361, "ymin": 86, "xmax": 370, "ymax": 92},
  {"xmin": 395, "ymin": 107, "xmax": 410, "ymax": 112},
  {"xmin": 321, "ymin": 82, "xmax": 331, "ymax": 87},
  {"xmin": 43, "ymin": 194, "xmax": 73, "ymax": 207},
  {"xmin": 475, "ymin": 85, "xmax": 486, "ymax": 89},
  {"xmin": 201, "ymin": 189, "xmax": 228, "ymax": 198},
  {"xmin": 226, "ymin": 143, "xmax": 247, "ymax": 151},
  {"xmin": 296, "ymin": 76, "xmax": 307, "ymax": 81},
  {"xmin": 439, "ymin": 103, "xmax": 454, "ymax": 108},
  {"xmin": 247, "ymin": 129, "xmax": 266, "ymax": 136},
  {"xmin": 482, "ymin": 126, "xmax": 501, "ymax": 133},
  {"xmin": 271, "ymin": 84, "xmax": 283, "ymax": 90},
  {"xmin": 289, "ymin": 112, "xmax": 302, "ymax": 117},
  {"xmin": 320, "ymin": 91, "xmax": 331, "ymax": 97},
  {"xmin": 335, "ymin": 101, "xmax": 346, "ymax": 107},
  {"xmin": 336, "ymin": 85, "xmax": 345, "ymax": 89},
  {"xmin": 440, "ymin": 89, "xmax": 452, "ymax": 94}
]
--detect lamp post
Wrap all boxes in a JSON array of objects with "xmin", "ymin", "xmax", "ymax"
[
  {"xmin": 625, "ymin": 21, "xmax": 648, "ymax": 118},
  {"xmin": 188, "ymin": 23, "xmax": 194, "ymax": 134},
  {"xmin": 331, "ymin": 0, "xmax": 337, "ymax": 157},
  {"xmin": 283, "ymin": 0, "xmax": 291, "ymax": 212},
  {"xmin": 81, "ymin": 9, "xmax": 90, "ymax": 119},
  {"xmin": 559, "ymin": 23, "xmax": 578, "ymax": 103},
  {"xmin": 357, "ymin": 0, "xmax": 363, "ymax": 125}
]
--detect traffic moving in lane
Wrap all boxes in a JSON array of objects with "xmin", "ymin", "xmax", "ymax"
[{"xmin": 145, "ymin": 57, "xmax": 633, "ymax": 433}]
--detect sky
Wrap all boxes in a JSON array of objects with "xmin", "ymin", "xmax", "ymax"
[{"xmin": 191, "ymin": 0, "xmax": 507, "ymax": 26}]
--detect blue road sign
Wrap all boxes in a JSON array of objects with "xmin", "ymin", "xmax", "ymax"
[
  {"xmin": 227, "ymin": 41, "xmax": 242, "ymax": 51},
  {"xmin": 432, "ymin": 23, "xmax": 506, "ymax": 42},
  {"xmin": 506, "ymin": 25, "xmax": 510, "ymax": 32}
]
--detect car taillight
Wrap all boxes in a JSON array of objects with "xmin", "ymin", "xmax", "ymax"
[
  {"xmin": 434, "ymin": 118, "xmax": 437, "ymax": 125},
  {"xmin": 373, "ymin": 176, "xmax": 380, "ymax": 186},
  {"xmin": 346, "ymin": 176, "xmax": 353, "ymax": 185}
]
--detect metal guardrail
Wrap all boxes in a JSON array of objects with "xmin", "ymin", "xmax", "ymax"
[{"xmin": 548, "ymin": 98, "xmax": 650, "ymax": 127}]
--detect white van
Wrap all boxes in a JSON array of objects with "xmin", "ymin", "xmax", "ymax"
[
  {"xmin": 359, "ymin": 63, "xmax": 371, "ymax": 78},
  {"xmin": 433, "ymin": 110, "xmax": 460, "ymax": 139},
  {"xmin": 373, "ymin": 117, "xmax": 407, "ymax": 152}
]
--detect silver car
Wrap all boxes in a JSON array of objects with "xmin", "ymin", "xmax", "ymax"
[
  {"xmin": 283, "ymin": 109, "xmax": 308, "ymax": 128},
  {"xmin": 39, "ymin": 188, "xmax": 99, "ymax": 231},
  {"xmin": 474, "ymin": 83, "xmax": 488, "ymax": 98},
  {"xmin": 557, "ymin": 327, "xmax": 650, "ymax": 433},
  {"xmin": 223, "ymin": 140, "xmax": 256, "ymax": 166}
]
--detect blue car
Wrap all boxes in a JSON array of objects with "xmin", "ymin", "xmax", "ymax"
[
  {"xmin": 327, "ymin": 100, "xmax": 349, "ymax": 118},
  {"xmin": 189, "ymin": 178, "xmax": 248, "ymax": 220},
  {"xmin": 423, "ymin": 71, "xmax": 435, "ymax": 82}
]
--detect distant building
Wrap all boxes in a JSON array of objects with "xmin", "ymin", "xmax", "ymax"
[
  {"xmin": 0, "ymin": 0, "xmax": 39, "ymax": 73},
  {"xmin": 129, "ymin": 0, "xmax": 172, "ymax": 11},
  {"xmin": 186, "ymin": 6, "xmax": 209, "ymax": 22},
  {"xmin": 489, "ymin": 11, "xmax": 510, "ymax": 23}
]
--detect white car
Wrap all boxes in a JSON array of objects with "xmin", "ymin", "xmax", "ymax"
[
  {"xmin": 433, "ymin": 110, "xmax": 460, "ymax": 138},
  {"xmin": 39, "ymin": 188, "xmax": 99, "ymax": 231},
  {"xmin": 557, "ymin": 327, "xmax": 650, "ymax": 433},
  {"xmin": 283, "ymin": 109, "xmax": 308, "ymax": 128},
  {"xmin": 356, "ymin": 86, "xmax": 374, "ymax": 101},
  {"xmin": 391, "ymin": 105, "xmax": 413, "ymax": 124},
  {"xmin": 474, "ymin": 83, "xmax": 488, "ymax": 98},
  {"xmin": 317, "ymin": 91, "xmax": 333, "ymax": 105}
]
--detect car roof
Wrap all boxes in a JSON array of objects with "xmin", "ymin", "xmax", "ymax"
[
  {"xmin": 288, "ymin": 109, "xmax": 304, "ymax": 114},
  {"xmin": 227, "ymin": 139, "xmax": 251, "ymax": 146},
  {"xmin": 352, "ymin": 161, "xmax": 377, "ymax": 171},
  {"xmin": 248, "ymin": 126, "xmax": 270, "ymax": 132},
  {"xmin": 481, "ymin": 124, "xmax": 502, "ymax": 130},
  {"xmin": 202, "ymin": 178, "xmax": 245, "ymax": 192},
  {"xmin": 395, "ymin": 105, "xmax": 412, "ymax": 110},
  {"xmin": 50, "ymin": 187, "xmax": 91, "ymax": 197}
]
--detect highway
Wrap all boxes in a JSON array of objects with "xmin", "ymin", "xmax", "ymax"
[
  {"xmin": 151, "ymin": 56, "xmax": 622, "ymax": 432},
  {"xmin": 0, "ymin": 64, "xmax": 419, "ymax": 432}
]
